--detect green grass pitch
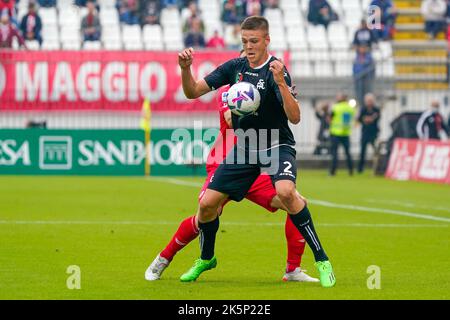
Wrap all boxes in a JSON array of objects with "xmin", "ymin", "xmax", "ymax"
[{"xmin": 0, "ymin": 171, "xmax": 449, "ymax": 300}]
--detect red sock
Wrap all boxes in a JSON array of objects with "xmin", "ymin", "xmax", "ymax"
[
  {"xmin": 285, "ymin": 214, "xmax": 306, "ymax": 273},
  {"xmin": 160, "ymin": 215, "xmax": 199, "ymax": 261}
]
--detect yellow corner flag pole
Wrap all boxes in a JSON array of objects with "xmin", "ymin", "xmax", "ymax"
[{"xmin": 140, "ymin": 98, "xmax": 151, "ymax": 176}]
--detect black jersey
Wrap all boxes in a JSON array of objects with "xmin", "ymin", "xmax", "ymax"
[{"xmin": 204, "ymin": 56, "xmax": 296, "ymax": 151}]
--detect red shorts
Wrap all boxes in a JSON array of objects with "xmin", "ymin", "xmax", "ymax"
[{"xmin": 199, "ymin": 169, "xmax": 278, "ymax": 213}]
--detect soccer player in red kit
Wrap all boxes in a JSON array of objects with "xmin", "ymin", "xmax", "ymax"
[{"xmin": 145, "ymin": 85, "xmax": 318, "ymax": 283}]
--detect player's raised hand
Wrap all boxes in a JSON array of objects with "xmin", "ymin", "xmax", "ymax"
[
  {"xmin": 178, "ymin": 47, "xmax": 195, "ymax": 70},
  {"xmin": 269, "ymin": 60, "xmax": 286, "ymax": 86}
]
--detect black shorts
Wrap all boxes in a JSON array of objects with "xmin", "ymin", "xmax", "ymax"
[{"xmin": 207, "ymin": 145, "xmax": 297, "ymax": 202}]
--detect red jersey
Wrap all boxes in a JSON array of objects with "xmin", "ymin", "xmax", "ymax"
[{"xmin": 205, "ymin": 85, "xmax": 237, "ymax": 173}]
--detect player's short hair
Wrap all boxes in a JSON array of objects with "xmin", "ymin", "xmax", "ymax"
[{"xmin": 241, "ymin": 16, "xmax": 269, "ymax": 33}]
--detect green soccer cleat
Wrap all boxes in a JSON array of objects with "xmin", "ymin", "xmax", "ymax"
[
  {"xmin": 315, "ymin": 260, "xmax": 336, "ymax": 288},
  {"xmin": 180, "ymin": 256, "xmax": 217, "ymax": 282}
]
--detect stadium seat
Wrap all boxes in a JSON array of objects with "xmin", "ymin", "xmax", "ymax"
[
  {"xmin": 307, "ymin": 25, "xmax": 329, "ymax": 49},
  {"xmin": 99, "ymin": 9, "xmax": 120, "ymax": 26},
  {"xmin": 42, "ymin": 40, "xmax": 60, "ymax": 50},
  {"xmin": 377, "ymin": 59, "xmax": 395, "ymax": 77},
  {"xmin": 60, "ymin": 26, "xmax": 81, "ymax": 49},
  {"xmin": 341, "ymin": 0, "xmax": 362, "ymax": 12},
  {"xmin": 292, "ymin": 61, "xmax": 313, "ymax": 77},
  {"xmin": 165, "ymin": 41, "xmax": 183, "ymax": 51},
  {"xmin": 280, "ymin": 0, "xmax": 300, "ymax": 11},
  {"xmin": 327, "ymin": 24, "xmax": 348, "ymax": 45},
  {"xmin": 17, "ymin": 7, "xmax": 28, "ymax": 22},
  {"xmin": 334, "ymin": 61, "xmax": 353, "ymax": 76},
  {"xmin": 378, "ymin": 42, "xmax": 393, "ymax": 59},
  {"xmin": 310, "ymin": 48, "xmax": 331, "ymax": 61},
  {"xmin": 143, "ymin": 25, "xmax": 164, "ymax": 50},
  {"xmin": 163, "ymin": 26, "xmax": 183, "ymax": 45},
  {"xmin": 103, "ymin": 39, "xmax": 122, "ymax": 50},
  {"xmin": 313, "ymin": 61, "xmax": 334, "ymax": 77},
  {"xmin": 264, "ymin": 8, "xmax": 284, "ymax": 28},
  {"xmin": 99, "ymin": 0, "xmax": 117, "ymax": 9},
  {"xmin": 269, "ymin": 26, "xmax": 287, "ymax": 50},
  {"xmin": 39, "ymin": 7, "xmax": 58, "ymax": 26},
  {"xmin": 42, "ymin": 25, "xmax": 59, "ymax": 43},
  {"xmin": 57, "ymin": 0, "xmax": 74, "ymax": 9},
  {"xmin": 25, "ymin": 40, "xmax": 40, "ymax": 50},
  {"xmin": 287, "ymin": 26, "xmax": 307, "ymax": 47},
  {"xmin": 58, "ymin": 7, "xmax": 80, "ymax": 28},
  {"xmin": 283, "ymin": 9, "xmax": 304, "ymax": 27},
  {"xmin": 83, "ymin": 41, "xmax": 102, "ymax": 50},
  {"xmin": 62, "ymin": 40, "xmax": 81, "ymax": 50},
  {"xmin": 161, "ymin": 8, "xmax": 181, "ymax": 27},
  {"xmin": 300, "ymin": 0, "xmax": 309, "ymax": 14},
  {"xmin": 344, "ymin": 11, "xmax": 363, "ymax": 30},
  {"xmin": 122, "ymin": 25, "xmax": 143, "ymax": 50},
  {"xmin": 204, "ymin": 21, "xmax": 224, "ymax": 41}
]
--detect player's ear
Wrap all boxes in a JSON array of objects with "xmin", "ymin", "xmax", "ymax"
[{"xmin": 265, "ymin": 34, "xmax": 270, "ymax": 46}]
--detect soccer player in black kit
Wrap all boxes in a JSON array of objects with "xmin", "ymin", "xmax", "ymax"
[{"xmin": 177, "ymin": 16, "xmax": 336, "ymax": 287}]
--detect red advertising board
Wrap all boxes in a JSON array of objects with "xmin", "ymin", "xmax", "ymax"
[
  {"xmin": 386, "ymin": 138, "xmax": 450, "ymax": 185},
  {"xmin": 0, "ymin": 50, "xmax": 290, "ymax": 112}
]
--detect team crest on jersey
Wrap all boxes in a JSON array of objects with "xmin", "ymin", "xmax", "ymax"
[
  {"xmin": 235, "ymin": 73, "xmax": 243, "ymax": 83},
  {"xmin": 256, "ymin": 79, "xmax": 265, "ymax": 90}
]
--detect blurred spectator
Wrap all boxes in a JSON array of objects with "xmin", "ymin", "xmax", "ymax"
[
  {"xmin": 225, "ymin": 23, "xmax": 241, "ymax": 50},
  {"xmin": 75, "ymin": 0, "xmax": 88, "ymax": 6},
  {"xmin": 448, "ymin": 113, "xmax": 450, "ymax": 136},
  {"xmin": 329, "ymin": 93, "xmax": 355, "ymax": 176},
  {"xmin": 178, "ymin": 0, "xmax": 194, "ymax": 10},
  {"xmin": 313, "ymin": 102, "xmax": 331, "ymax": 155},
  {"xmin": 183, "ymin": 12, "xmax": 204, "ymax": 33},
  {"xmin": 184, "ymin": 16, "xmax": 205, "ymax": 48},
  {"xmin": 353, "ymin": 19, "xmax": 378, "ymax": 50},
  {"xmin": 222, "ymin": 0, "xmax": 246, "ymax": 24},
  {"xmin": 119, "ymin": 0, "xmax": 140, "ymax": 25},
  {"xmin": 20, "ymin": 2, "xmax": 42, "ymax": 46},
  {"xmin": 181, "ymin": 1, "xmax": 200, "ymax": 27},
  {"xmin": 307, "ymin": 0, "xmax": 338, "ymax": 30},
  {"xmin": 162, "ymin": 0, "xmax": 178, "ymax": 9},
  {"xmin": 38, "ymin": 0, "xmax": 56, "ymax": 7},
  {"xmin": 246, "ymin": 0, "xmax": 262, "ymax": 17},
  {"xmin": 416, "ymin": 100, "xmax": 449, "ymax": 140},
  {"xmin": 353, "ymin": 46, "xmax": 376, "ymax": 108},
  {"xmin": 0, "ymin": 0, "xmax": 14, "ymax": 19},
  {"xmin": 206, "ymin": 30, "xmax": 225, "ymax": 49},
  {"xmin": 140, "ymin": 0, "xmax": 161, "ymax": 25},
  {"xmin": 26, "ymin": 120, "xmax": 47, "ymax": 128},
  {"xmin": 370, "ymin": 0, "xmax": 397, "ymax": 40},
  {"xmin": 264, "ymin": 0, "xmax": 279, "ymax": 9},
  {"xmin": 81, "ymin": 1, "xmax": 101, "ymax": 42},
  {"xmin": 0, "ymin": 11, "xmax": 26, "ymax": 48},
  {"xmin": 357, "ymin": 93, "xmax": 381, "ymax": 173},
  {"xmin": 421, "ymin": 0, "xmax": 447, "ymax": 39}
]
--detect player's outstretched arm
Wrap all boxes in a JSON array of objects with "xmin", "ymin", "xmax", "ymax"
[
  {"xmin": 178, "ymin": 47, "xmax": 211, "ymax": 99},
  {"xmin": 269, "ymin": 60, "xmax": 301, "ymax": 124}
]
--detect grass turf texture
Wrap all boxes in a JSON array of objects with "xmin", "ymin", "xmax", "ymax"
[{"xmin": 0, "ymin": 171, "xmax": 449, "ymax": 299}]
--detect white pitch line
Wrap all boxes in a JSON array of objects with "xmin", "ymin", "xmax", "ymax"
[
  {"xmin": 365, "ymin": 199, "xmax": 450, "ymax": 214},
  {"xmin": 147, "ymin": 177, "xmax": 450, "ymax": 223},
  {"xmin": 0, "ymin": 220, "xmax": 447, "ymax": 228}
]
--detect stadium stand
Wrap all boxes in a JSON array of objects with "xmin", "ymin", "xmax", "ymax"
[{"xmin": 1, "ymin": 0, "xmax": 449, "ymax": 157}]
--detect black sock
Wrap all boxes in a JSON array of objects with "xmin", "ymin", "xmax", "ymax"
[
  {"xmin": 198, "ymin": 217, "xmax": 219, "ymax": 260},
  {"xmin": 289, "ymin": 206, "xmax": 328, "ymax": 262}
]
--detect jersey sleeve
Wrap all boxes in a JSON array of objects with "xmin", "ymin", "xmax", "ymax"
[
  {"xmin": 204, "ymin": 59, "xmax": 236, "ymax": 91},
  {"xmin": 273, "ymin": 67, "xmax": 293, "ymax": 105}
]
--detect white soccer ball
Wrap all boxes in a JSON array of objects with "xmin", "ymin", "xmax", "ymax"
[{"xmin": 226, "ymin": 81, "xmax": 261, "ymax": 116}]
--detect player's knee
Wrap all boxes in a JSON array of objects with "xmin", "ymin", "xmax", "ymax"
[
  {"xmin": 276, "ymin": 185, "xmax": 297, "ymax": 204},
  {"xmin": 198, "ymin": 197, "xmax": 219, "ymax": 219}
]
